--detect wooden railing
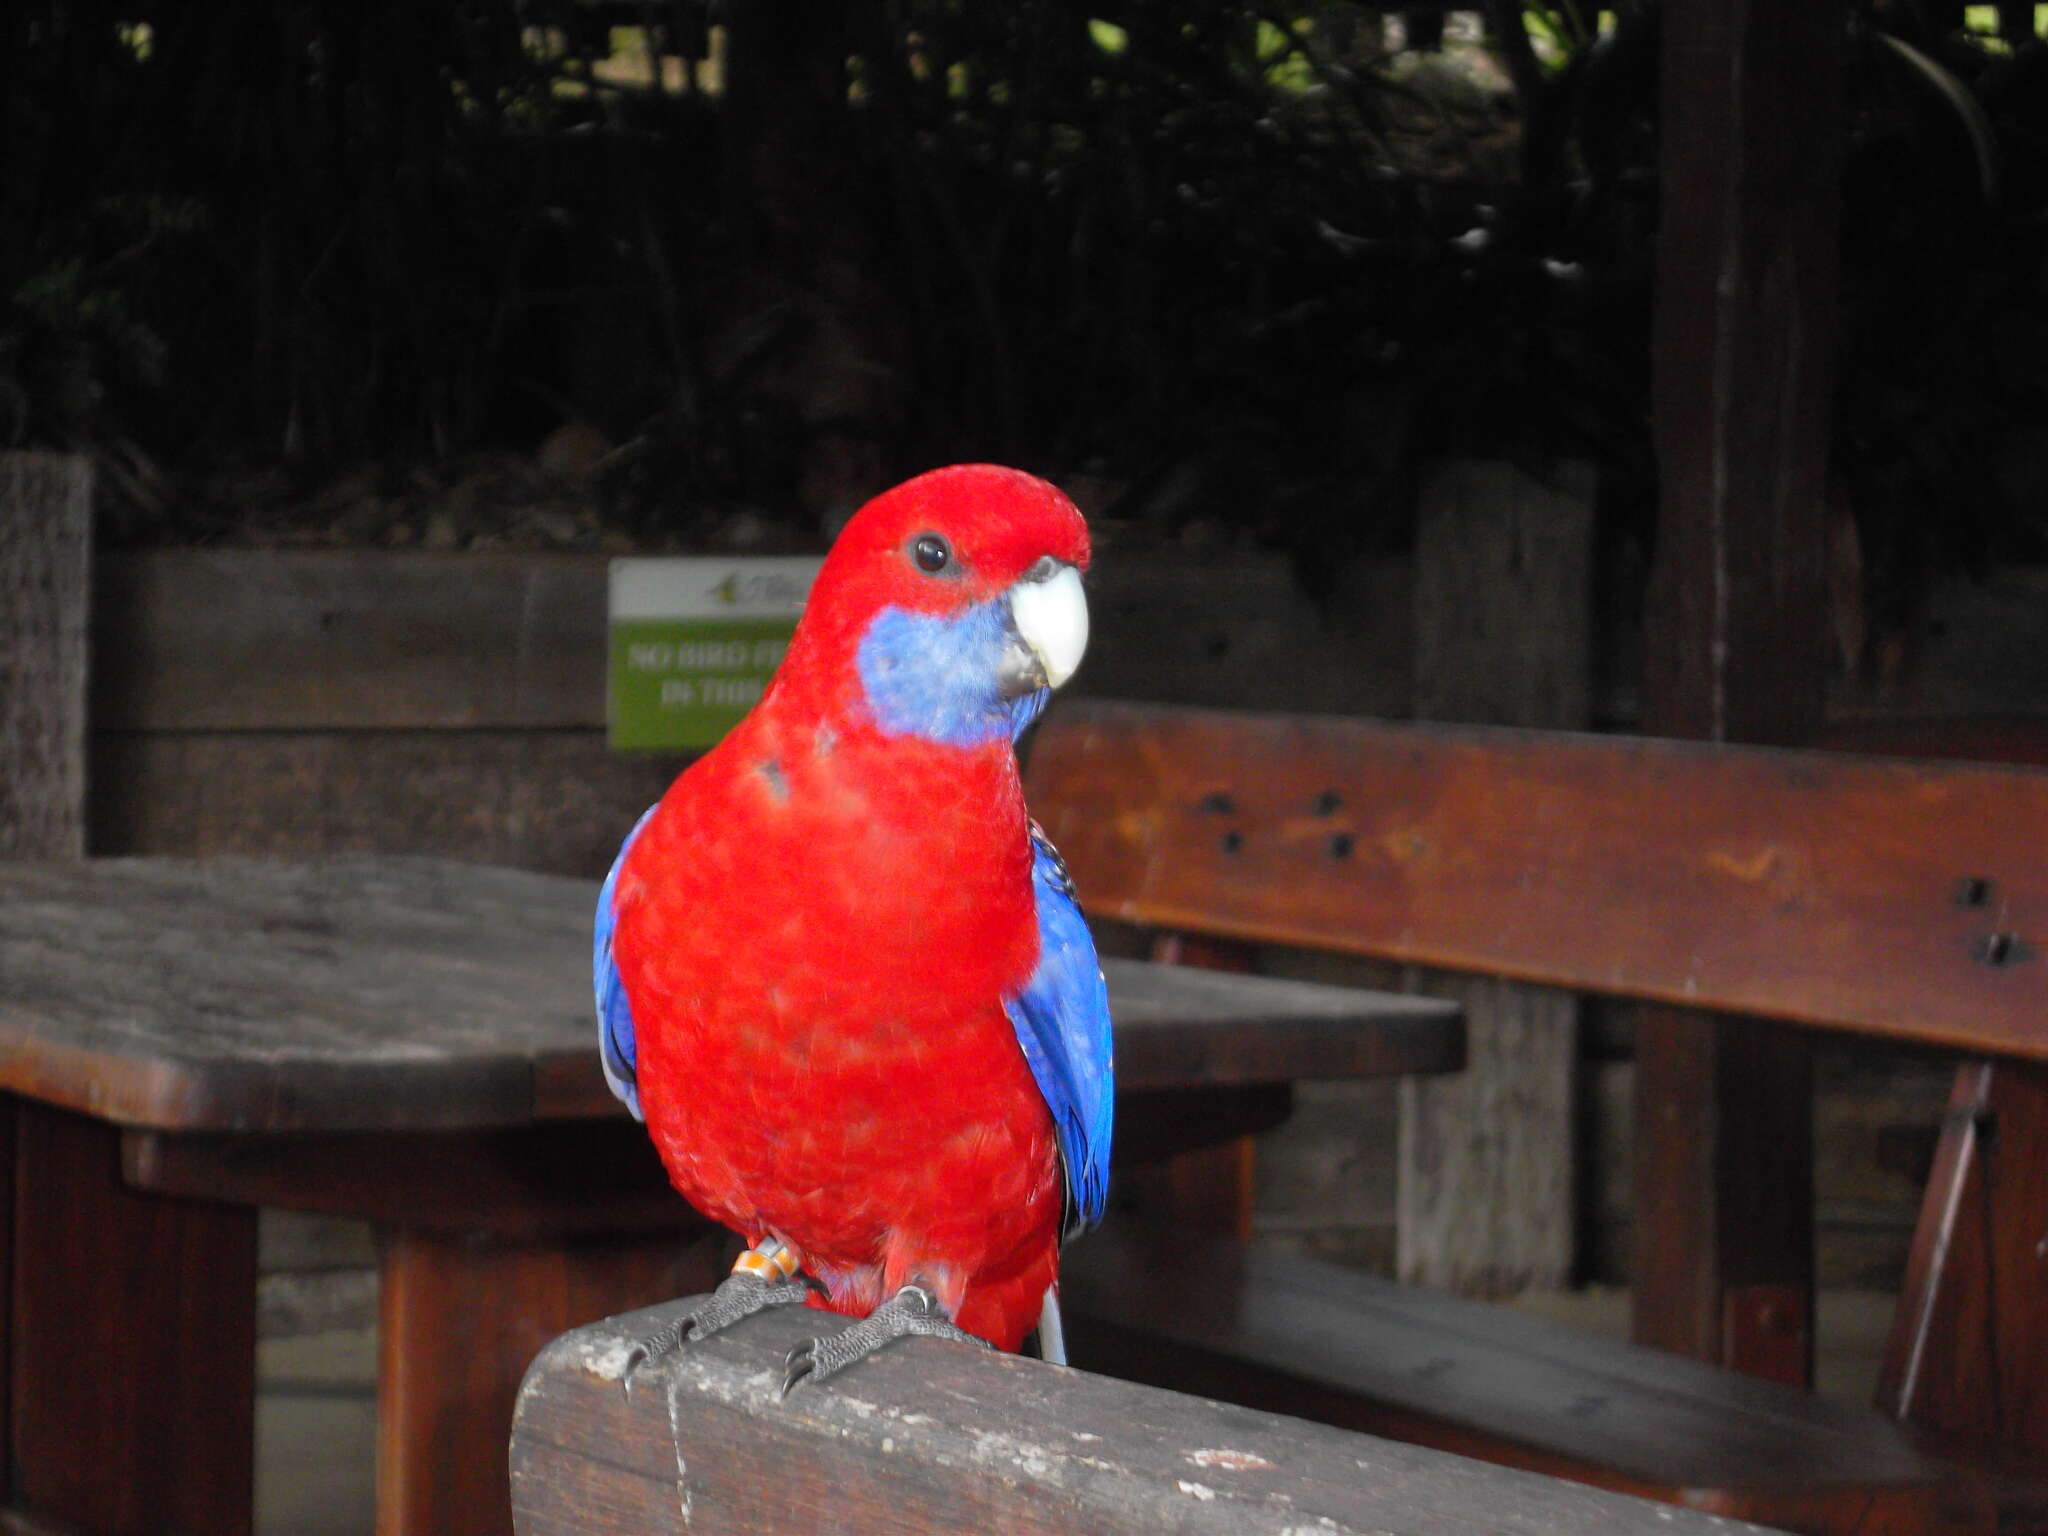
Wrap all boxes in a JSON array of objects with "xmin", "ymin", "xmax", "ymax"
[{"xmin": 510, "ymin": 1296, "xmax": 1773, "ymax": 1536}]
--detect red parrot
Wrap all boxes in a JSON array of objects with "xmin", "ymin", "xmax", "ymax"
[{"xmin": 594, "ymin": 464, "xmax": 1114, "ymax": 1388}]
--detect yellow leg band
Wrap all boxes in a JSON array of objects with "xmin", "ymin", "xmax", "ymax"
[{"xmin": 732, "ymin": 1239, "xmax": 800, "ymax": 1282}]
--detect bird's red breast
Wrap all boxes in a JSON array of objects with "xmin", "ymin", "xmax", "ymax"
[{"xmin": 612, "ymin": 663, "xmax": 1062, "ymax": 1349}]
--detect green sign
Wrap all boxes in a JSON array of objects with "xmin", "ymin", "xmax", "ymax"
[{"xmin": 608, "ymin": 557, "xmax": 823, "ymax": 749}]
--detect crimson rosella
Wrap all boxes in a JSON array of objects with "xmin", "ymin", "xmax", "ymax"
[{"xmin": 594, "ymin": 464, "xmax": 1113, "ymax": 1390}]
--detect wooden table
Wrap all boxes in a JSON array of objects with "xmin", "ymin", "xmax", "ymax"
[{"xmin": 0, "ymin": 855, "xmax": 1462, "ymax": 1536}]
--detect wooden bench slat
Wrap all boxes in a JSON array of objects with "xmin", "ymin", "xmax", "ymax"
[
  {"xmin": 511, "ymin": 1297, "xmax": 1779, "ymax": 1536},
  {"xmin": 1027, "ymin": 700, "xmax": 2048, "ymax": 1062},
  {"xmin": 1061, "ymin": 1230, "xmax": 1941, "ymax": 1494}
]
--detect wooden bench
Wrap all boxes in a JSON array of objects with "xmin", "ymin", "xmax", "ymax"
[
  {"xmin": 510, "ymin": 1294, "xmax": 1780, "ymax": 1535},
  {"xmin": 1022, "ymin": 698, "xmax": 2048, "ymax": 1536}
]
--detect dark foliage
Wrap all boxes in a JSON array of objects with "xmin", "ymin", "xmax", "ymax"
[
  {"xmin": 1835, "ymin": 12, "xmax": 2048, "ymax": 635},
  {"xmin": 3, "ymin": 2, "xmax": 718, "ymax": 466},
  {"xmin": 3, "ymin": 0, "xmax": 2045, "ymax": 591}
]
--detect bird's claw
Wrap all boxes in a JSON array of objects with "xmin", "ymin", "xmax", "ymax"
[
  {"xmin": 624, "ymin": 1270, "xmax": 809, "ymax": 1389},
  {"xmin": 623, "ymin": 1318, "xmax": 691, "ymax": 1379},
  {"xmin": 780, "ymin": 1284, "xmax": 991, "ymax": 1396}
]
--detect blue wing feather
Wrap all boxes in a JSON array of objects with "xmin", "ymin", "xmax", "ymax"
[
  {"xmin": 1004, "ymin": 820, "xmax": 1115, "ymax": 1241},
  {"xmin": 593, "ymin": 805, "xmax": 658, "ymax": 1121}
]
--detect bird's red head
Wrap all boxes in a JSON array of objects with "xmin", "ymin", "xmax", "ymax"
[
  {"xmin": 814, "ymin": 464, "xmax": 1091, "ymax": 619},
  {"xmin": 772, "ymin": 465, "xmax": 1094, "ymax": 744}
]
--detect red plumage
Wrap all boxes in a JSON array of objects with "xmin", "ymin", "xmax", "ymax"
[{"xmin": 609, "ymin": 466, "xmax": 1091, "ymax": 1350}]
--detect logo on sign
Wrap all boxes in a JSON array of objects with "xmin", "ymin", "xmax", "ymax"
[{"xmin": 607, "ymin": 557, "xmax": 823, "ymax": 750}]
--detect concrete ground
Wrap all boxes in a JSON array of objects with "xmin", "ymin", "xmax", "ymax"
[
  {"xmin": 257, "ymin": 1329, "xmax": 377, "ymax": 1536},
  {"xmin": 253, "ymin": 1285, "xmax": 1898, "ymax": 1535}
]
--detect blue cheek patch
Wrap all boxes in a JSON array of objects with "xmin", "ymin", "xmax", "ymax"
[{"xmin": 856, "ymin": 603, "xmax": 1046, "ymax": 747}]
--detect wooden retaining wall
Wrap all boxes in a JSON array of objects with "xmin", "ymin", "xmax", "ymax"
[
  {"xmin": 87, "ymin": 545, "xmax": 1413, "ymax": 879},
  {"xmin": 83, "ymin": 545, "xmax": 2048, "ymax": 1299}
]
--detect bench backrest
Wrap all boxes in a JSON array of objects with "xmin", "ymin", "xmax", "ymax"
[{"xmin": 1024, "ymin": 700, "xmax": 2048, "ymax": 1062}]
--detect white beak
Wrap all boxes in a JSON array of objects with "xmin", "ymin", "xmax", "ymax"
[{"xmin": 1007, "ymin": 562, "xmax": 1089, "ymax": 692}]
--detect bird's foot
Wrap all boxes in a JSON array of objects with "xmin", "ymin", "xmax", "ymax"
[
  {"xmin": 625, "ymin": 1239, "xmax": 809, "ymax": 1383},
  {"xmin": 782, "ymin": 1283, "xmax": 991, "ymax": 1395}
]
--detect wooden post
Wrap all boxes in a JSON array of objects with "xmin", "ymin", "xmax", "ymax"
[
  {"xmin": 1401, "ymin": 459, "xmax": 1593, "ymax": 1294},
  {"xmin": 11, "ymin": 1103, "xmax": 257, "ymax": 1536},
  {"xmin": 0, "ymin": 1092, "xmax": 10, "ymax": 1519},
  {"xmin": 0, "ymin": 451, "xmax": 91, "ymax": 859},
  {"xmin": 1, "ymin": 450, "xmax": 91, "ymax": 1519},
  {"xmin": 1633, "ymin": 0, "xmax": 1843, "ymax": 1382}
]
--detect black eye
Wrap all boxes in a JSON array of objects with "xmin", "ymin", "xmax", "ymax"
[{"xmin": 912, "ymin": 533, "xmax": 951, "ymax": 573}]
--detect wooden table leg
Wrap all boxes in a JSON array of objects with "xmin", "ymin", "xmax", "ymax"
[
  {"xmin": 375, "ymin": 1224, "xmax": 727, "ymax": 1536},
  {"xmin": 9, "ymin": 1099, "xmax": 257, "ymax": 1536},
  {"xmin": 1111, "ymin": 1083, "xmax": 1292, "ymax": 1243},
  {"xmin": 120, "ymin": 1118, "xmax": 720, "ymax": 1536}
]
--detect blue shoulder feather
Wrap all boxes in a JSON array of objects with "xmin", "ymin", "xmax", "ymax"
[
  {"xmin": 1004, "ymin": 821, "xmax": 1115, "ymax": 1240},
  {"xmin": 594, "ymin": 805, "xmax": 657, "ymax": 1121}
]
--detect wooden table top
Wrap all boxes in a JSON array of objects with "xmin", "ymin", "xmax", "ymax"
[{"xmin": 0, "ymin": 857, "xmax": 1463, "ymax": 1134}]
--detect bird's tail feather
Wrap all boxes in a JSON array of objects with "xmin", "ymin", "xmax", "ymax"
[{"xmin": 1036, "ymin": 1286, "xmax": 1068, "ymax": 1366}]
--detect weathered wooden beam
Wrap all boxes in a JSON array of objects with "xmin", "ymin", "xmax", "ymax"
[
  {"xmin": 510, "ymin": 1298, "xmax": 1777, "ymax": 1535},
  {"xmin": 89, "ymin": 729, "xmax": 691, "ymax": 882},
  {"xmin": 91, "ymin": 550, "xmax": 611, "ymax": 733},
  {"xmin": 87, "ymin": 547, "xmax": 1412, "ymax": 735},
  {"xmin": 1636, "ymin": 0, "xmax": 1846, "ymax": 1380},
  {"xmin": 82, "ymin": 547, "xmax": 2048, "ymax": 750},
  {"xmin": 1647, "ymin": 15, "xmax": 1840, "ymax": 749},
  {"xmin": 0, "ymin": 452, "xmax": 91, "ymax": 859},
  {"xmin": 1402, "ymin": 459, "xmax": 1594, "ymax": 1295},
  {"xmin": 1412, "ymin": 460, "xmax": 1595, "ymax": 734}
]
